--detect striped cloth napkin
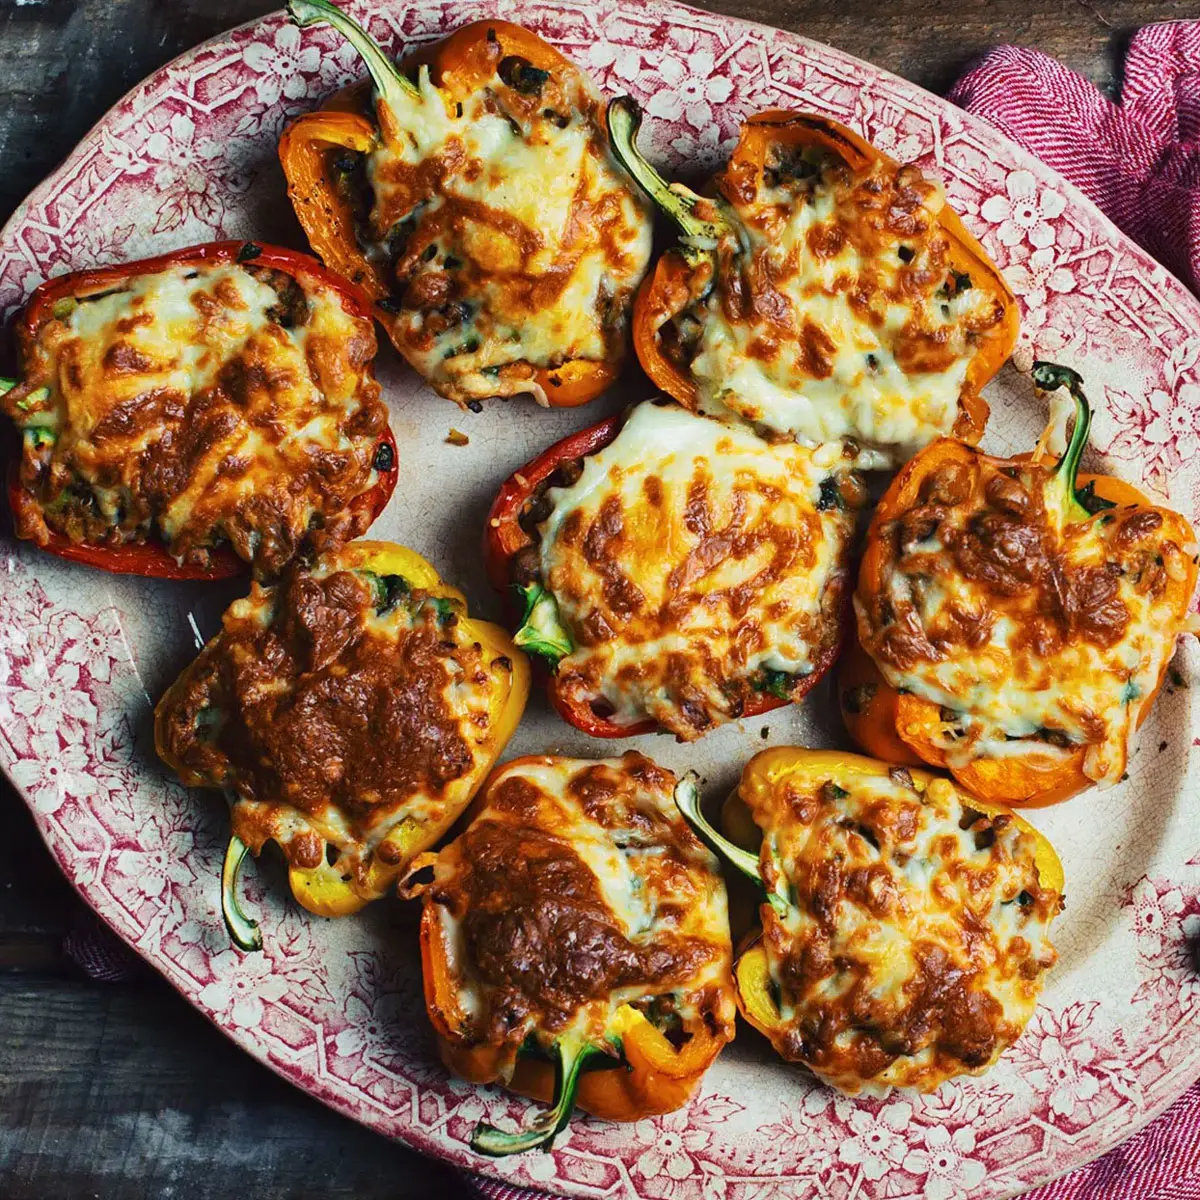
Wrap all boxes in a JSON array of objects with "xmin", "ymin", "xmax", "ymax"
[{"xmin": 466, "ymin": 21, "xmax": 1200, "ymax": 1200}]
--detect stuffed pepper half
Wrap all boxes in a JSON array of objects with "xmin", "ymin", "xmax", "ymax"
[
  {"xmin": 607, "ymin": 99, "xmax": 1018, "ymax": 466},
  {"xmin": 1, "ymin": 241, "xmax": 396, "ymax": 579},
  {"xmin": 485, "ymin": 400, "xmax": 865, "ymax": 739},
  {"xmin": 852, "ymin": 362, "xmax": 1200, "ymax": 805},
  {"xmin": 676, "ymin": 748, "xmax": 1063, "ymax": 1094},
  {"xmin": 401, "ymin": 752, "xmax": 736, "ymax": 1155},
  {"xmin": 155, "ymin": 541, "xmax": 528, "ymax": 948},
  {"xmin": 280, "ymin": 1, "xmax": 652, "ymax": 408}
]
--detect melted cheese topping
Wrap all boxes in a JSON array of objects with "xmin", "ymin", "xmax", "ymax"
[
  {"xmin": 856, "ymin": 451, "xmax": 1199, "ymax": 785},
  {"xmin": 426, "ymin": 753, "xmax": 735, "ymax": 1055},
  {"xmin": 537, "ymin": 402, "xmax": 860, "ymax": 738},
  {"xmin": 671, "ymin": 153, "xmax": 1007, "ymax": 465},
  {"xmin": 738, "ymin": 754, "xmax": 1061, "ymax": 1094},
  {"xmin": 4, "ymin": 262, "xmax": 386, "ymax": 575},
  {"xmin": 155, "ymin": 553, "xmax": 508, "ymax": 901},
  {"xmin": 360, "ymin": 63, "xmax": 651, "ymax": 402}
]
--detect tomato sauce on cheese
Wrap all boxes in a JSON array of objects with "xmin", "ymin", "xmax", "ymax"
[
  {"xmin": 420, "ymin": 753, "xmax": 735, "ymax": 1052},
  {"xmin": 157, "ymin": 558, "xmax": 508, "ymax": 893}
]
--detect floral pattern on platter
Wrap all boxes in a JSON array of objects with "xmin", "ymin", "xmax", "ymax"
[{"xmin": 1, "ymin": 3, "xmax": 1200, "ymax": 1199}]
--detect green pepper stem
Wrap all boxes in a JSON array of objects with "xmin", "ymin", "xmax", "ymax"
[
  {"xmin": 287, "ymin": 0, "xmax": 419, "ymax": 113},
  {"xmin": 673, "ymin": 777, "xmax": 789, "ymax": 917},
  {"xmin": 513, "ymin": 582, "xmax": 573, "ymax": 664},
  {"xmin": 471, "ymin": 1036, "xmax": 603, "ymax": 1156},
  {"xmin": 221, "ymin": 834, "xmax": 263, "ymax": 953},
  {"xmin": 606, "ymin": 97, "xmax": 728, "ymax": 245},
  {"xmin": 0, "ymin": 377, "xmax": 17, "ymax": 395},
  {"xmin": 1031, "ymin": 360, "xmax": 1103, "ymax": 522}
]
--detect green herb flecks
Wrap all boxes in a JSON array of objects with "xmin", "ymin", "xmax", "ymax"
[
  {"xmin": 362, "ymin": 571, "xmax": 412, "ymax": 616},
  {"xmin": 756, "ymin": 668, "xmax": 794, "ymax": 700},
  {"xmin": 513, "ymin": 583, "xmax": 573, "ymax": 664}
]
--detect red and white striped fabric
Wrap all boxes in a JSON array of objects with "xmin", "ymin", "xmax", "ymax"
[
  {"xmin": 464, "ymin": 22, "xmax": 1200, "ymax": 1200},
  {"xmin": 948, "ymin": 22, "xmax": 1200, "ymax": 297}
]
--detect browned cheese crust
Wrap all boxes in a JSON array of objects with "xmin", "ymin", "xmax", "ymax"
[
  {"xmin": 157, "ymin": 562, "xmax": 496, "ymax": 887},
  {"xmin": 739, "ymin": 761, "xmax": 1062, "ymax": 1092},
  {"xmin": 3, "ymin": 262, "xmax": 387, "ymax": 575},
  {"xmin": 424, "ymin": 753, "xmax": 735, "ymax": 1052},
  {"xmin": 856, "ymin": 447, "xmax": 1198, "ymax": 781}
]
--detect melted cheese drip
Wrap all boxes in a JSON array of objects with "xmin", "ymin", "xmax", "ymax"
[
  {"xmin": 686, "ymin": 162, "xmax": 999, "ymax": 466},
  {"xmin": 439, "ymin": 754, "xmax": 734, "ymax": 1046},
  {"xmin": 538, "ymin": 403, "xmax": 856, "ymax": 736},
  {"xmin": 365, "ymin": 66, "xmax": 651, "ymax": 400},
  {"xmin": 861, "ymin": 471, "xmax": 1195, "ymax": 786},
  {"xmin": 742, "ymin": 761, "xmax": 1059, "ymax": 1094}
]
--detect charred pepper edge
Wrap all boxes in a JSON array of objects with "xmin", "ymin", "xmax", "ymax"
[
  {"xmin": 221, "ymin": 833, "xmax": 264, "ymax": 953},
  {"xmin": 471, "ymin": 1036, "xmax": 613, "ymax": 1156},
  {"xmin": 287, "ymin": 0, "xmax": 420, "ymax": 111},
  {"xmin": 672, "ymin": 775, "xmax": 789, "ymax": 917}
]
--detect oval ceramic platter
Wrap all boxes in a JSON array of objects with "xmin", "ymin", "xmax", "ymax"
[{"xmin": 2, "ymin": 3, "xmax": 1200, "ymax": 1197}]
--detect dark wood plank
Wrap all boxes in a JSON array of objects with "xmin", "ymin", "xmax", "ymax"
[
  {"xmin": 0, "ymin": 1, "xmax": 1185, "ymax": 1197},
  {"xmin": 0, "ymin": 976, "xmax": 468, "ymax": 1200}
]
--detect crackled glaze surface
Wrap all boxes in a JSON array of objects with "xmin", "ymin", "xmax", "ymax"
[{"xmin": 2, "ymin": 3, "xmax": 1200, "ymax": 1197}]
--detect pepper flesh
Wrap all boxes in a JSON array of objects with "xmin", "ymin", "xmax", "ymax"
[
  {"xmin": 852, "ymin": 365, "xmax": 1199, "ymax": 805},
  {"xmin": 715, "ymin": 748, "xmax": 1064, "ymax": 1067},
  {"xmin": 279, "ymin": 5, "xmax": 634, "ymax": 408},
  {"xmin": 406, "ymin": 756, "xmax": 733, "ymax": 1145},
  {"xmin": 1, "ymin": 241, "xmax": 396, "ymax": 580},
  {"xmin": 155, "ymin": 540, "xmax": 529, "ymax": 934},
  {"xmin": 483, "ymin": 410, "xmax": 819, "ymax": 737},
  {"xmin": 609, "ymin": 99, "xmax": 1017, "ymax": 446}
]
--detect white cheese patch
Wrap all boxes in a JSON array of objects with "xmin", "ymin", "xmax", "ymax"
[
  {"xmin": 687, "ymin": 167, "xmax": 996, "ymax": 464},
  {"xmin": 538, "ymin": 402, "xmax": 854, "ymax": 731}
]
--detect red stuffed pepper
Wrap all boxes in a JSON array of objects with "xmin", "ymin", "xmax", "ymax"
[
  {"xmin": 485, "ymin": 399, "xmax": 865, "ymax": 739},
  {"xmin": 1, "ymin": 240, "xmax": 396, "ymax": 579}
]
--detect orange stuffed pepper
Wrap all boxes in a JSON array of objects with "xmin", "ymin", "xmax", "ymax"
[
  {"xmin": 280, "ymin": 1, "xmax": 651, "ymax": 408},
  {"xmin": 606, "ymin": 98, "xmax": 1018, "ymax": 466},
  {"xmin": 850, "ymin": 362, "xmax": 1199, "ymax": 805},
  {"xmin": 401, "ymin": 752, "xmax": 736, "ymax": 1154},
  {"xmin": 677, "ymin": 748, "xmax": 1064, "ymax": 1094}
]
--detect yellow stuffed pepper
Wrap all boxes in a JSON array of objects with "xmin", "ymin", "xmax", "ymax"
[
  {"xmin": 156, "ymin": 540, "xmax": 529, "ymax": 948},
  {"xmin": 675, "ymin": 747, "xmax": 1063, "ymax": 1094}
]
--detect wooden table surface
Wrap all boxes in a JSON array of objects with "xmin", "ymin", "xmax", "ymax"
[{"xmin": 0, "ymin": 1, "xmax": 1193, "ymax": 1197}]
